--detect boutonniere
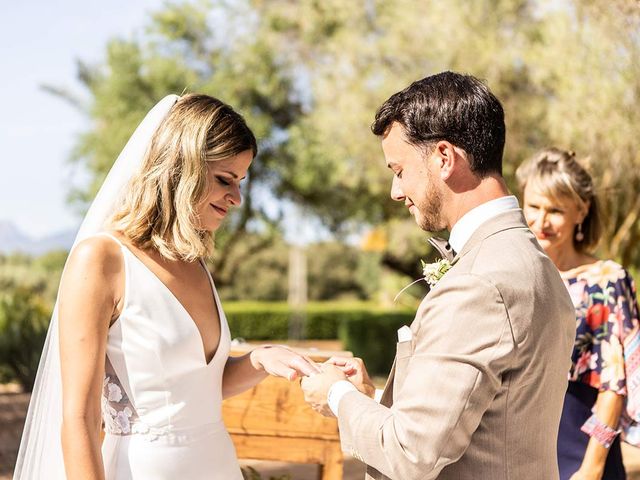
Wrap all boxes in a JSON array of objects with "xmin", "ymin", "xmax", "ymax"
[
  {"xmin": 394, "ymin": 257, "xmax": 452, "ymax": 302},
  {"xmin": 421, "ymin": 258, "xmax": 452, "ymax": 287}
]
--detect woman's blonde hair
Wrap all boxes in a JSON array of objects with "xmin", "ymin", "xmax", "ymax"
[
  {"xmin": 110, "ymin": 93, "xmax": 257, "ymax": 261},
  {"xmin": 515, "ymin": 147, "xmax": 601, "ymax": 253}
]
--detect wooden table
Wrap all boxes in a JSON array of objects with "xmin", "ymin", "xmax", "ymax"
[{"xmin": 223, "ymin": 344, "xmax": 353, "ymax": 480}]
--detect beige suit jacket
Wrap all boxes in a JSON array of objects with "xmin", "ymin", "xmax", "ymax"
[{"xmin": 337, "ymin": 209, "xmax": 575, "ymax": 480}]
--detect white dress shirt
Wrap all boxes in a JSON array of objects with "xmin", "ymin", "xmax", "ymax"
[
  {"xmin": 327, "ymin": 195, "xmax": 521, "ymax": 416},
  {"xmin": 448, "ymin": 195, "xmax": 519, "ymax": 253}
]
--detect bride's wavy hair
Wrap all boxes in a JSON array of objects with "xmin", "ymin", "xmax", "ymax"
[{"xmin": 110, "ymin": 93, "xmax": 257, "ymax": 261}]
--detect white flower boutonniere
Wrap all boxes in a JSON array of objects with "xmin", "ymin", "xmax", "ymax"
[
  {"xmin": 421, "ymin": 258, "xmax": 452, "ymax": 287},
  {"xmin": 394, "ymin": 257, "xmax": 453, "ymax": 302}
]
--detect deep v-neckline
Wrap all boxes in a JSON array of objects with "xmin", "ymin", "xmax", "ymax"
[{"xmin": 120, "ymin": 244, "xmax": 223, "ymax": 367}]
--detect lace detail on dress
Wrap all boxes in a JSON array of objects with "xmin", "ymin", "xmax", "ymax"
[
  {"xmin": 102, "ymin": 360, "xmax": 170, "ymax": 438},
  {"xmin": 102, "ymin": 375, "xmax": 136, "ymax": 434},
  {"xmin": 102, "ymin": 359, "xmax": 140, "ymax": 435}
]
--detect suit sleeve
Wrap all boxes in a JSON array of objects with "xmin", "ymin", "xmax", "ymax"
[{"xmin": 337, "ymin": 273, "xmax": 515, "ymax": 480}]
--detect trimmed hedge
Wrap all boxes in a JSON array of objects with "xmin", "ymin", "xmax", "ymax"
[
  {"xmin": 224, "ymin": 302, "xmax": 293, "ymax": 340},
  {"xmin": 224, "ymin": 302, "xmax": 415, "ymax": 376},
  {"xmin": 338, "ymin": 310, "xmax": 414, "ymax": 377}
]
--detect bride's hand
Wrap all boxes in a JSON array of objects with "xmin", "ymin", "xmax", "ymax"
[
  {"xmin": 250, "ymin": 345, "xmax": 320, "ymax": 381},
  {"xmin": 325, "ymin": 356, "xmax": 375, "ymax": 398}
]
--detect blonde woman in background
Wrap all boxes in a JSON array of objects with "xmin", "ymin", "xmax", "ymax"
[
  {"xmin": 517, "ymin": 148, "xmax": 640, "ymax": 480},
  {"xmin": 15, "ymin": 94, "xmax": 318, "ymax": 480}
]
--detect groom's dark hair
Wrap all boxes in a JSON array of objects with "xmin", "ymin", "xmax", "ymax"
[{"xmin": 372, "ymin": 71, "xmax": 505, "ymax": 177}]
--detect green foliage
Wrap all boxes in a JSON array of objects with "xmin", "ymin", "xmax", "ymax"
[
  {"xmin": 214, "ymin": 233, "xmax": 290, "ymax": 301},
  {"xmin": 56, "ymin": 0, "xmax": 307, "ymax": 283},
  {"xmin": 34, "ymin": 249, "xmax": 68, "ymax": 274},
  {"xmin": 225, "ymin": 301, "xmax": 414, "ymax": 375},
  {"xmin": 226, "ymin": 302, "xmax": 291, "ymax": 339},
  {"xmin": 306, "ymin": 242, "xmax": 372, "ymax": 301},
  {"xmin": 0, "ymin": 286, "xmax": 51, "ymax": 391},
  {"xmin": 225, "ymin": 302, "xmax": 338, "ymax": 340},
  {"xmin": 216, "ymin": 236, "xmax": 379, "ymax": 301},
  {"xmin": 337, "ymin": 310, "xmax": 415, "ymax": 376},
  {"xmin": 519, "ymin": 1, "xmax": 640, "ymax": 269},
  {"xmin": 56, "ymin": 0, "xmax": 640, "ymax": 279},
  {"xmin": 248, "ymin": 0, "xmax": 640, "ymax": 271},
  {"xmin": 0, "ymin": 251, "xmax": 66, "ymax": 306},
  {"xmin": 0, "ymin": 254, "xmax": 60, "ymax": 390}
]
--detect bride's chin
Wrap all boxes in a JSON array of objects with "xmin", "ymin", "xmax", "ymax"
[
  {"xmin": 207, "ymin": 221, "xmax": 223, "ymax": 234},
  {"xmin": 196, "ymin": 221, "xmax": 220, "ymax": 235}
]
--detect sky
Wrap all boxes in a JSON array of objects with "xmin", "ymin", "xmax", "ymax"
[{"xmin": 0, "ymin": 0, "xmax": 164, "ymax": 238}]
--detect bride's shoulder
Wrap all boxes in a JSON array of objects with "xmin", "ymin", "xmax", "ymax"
[
  {"xmin": 66, "ymin": 233, "xmax": 124, "ymax": 275},
  {"xmin": 57, "ymin": 234, "xmax": 125, "ymax": 315}
]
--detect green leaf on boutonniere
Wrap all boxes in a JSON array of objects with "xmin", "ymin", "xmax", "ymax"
[{"xmin": 421, "ymin": 258, "xmax": 452, "ymax": 287}]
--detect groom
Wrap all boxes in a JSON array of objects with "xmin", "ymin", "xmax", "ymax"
[{"xmin": 301, "ymin": 72, "xmax": 575, "ymax": 479}]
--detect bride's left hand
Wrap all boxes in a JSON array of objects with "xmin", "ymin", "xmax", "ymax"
[{"xmin": 250, "ymin": 345, "xmax": 321, "ymax": 381}]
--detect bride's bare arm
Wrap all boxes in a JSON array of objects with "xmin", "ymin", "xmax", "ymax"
[
  {"xmin": 221, "ymin": 346, "xmax": 320, "ymax": 398},
  {"xmin": 58, "ymin": 237, "xmax": 123, "ymax": 480}
]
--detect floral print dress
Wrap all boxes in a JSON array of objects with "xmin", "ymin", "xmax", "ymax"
[
  {"xmin": 565, "ymin": 260, "xmax": 639, "ymax": 393},
  {"xmin": 558, "ymin": 260, "xmax": 640, "ymax": 480}
]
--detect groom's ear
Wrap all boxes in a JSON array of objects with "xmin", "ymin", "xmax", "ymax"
[{"xmin": 433, "ymin": 141, "xmax": 458, "ymax": 181}]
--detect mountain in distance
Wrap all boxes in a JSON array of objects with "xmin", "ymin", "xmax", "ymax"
[{"xmin": 0, "ymin": 220, "xmax": 76, "ymax": 255}]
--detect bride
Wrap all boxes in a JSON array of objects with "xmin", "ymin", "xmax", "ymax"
[{"xmin": 14, "ymin": 93, "xmax": 319, "ymax": 479}]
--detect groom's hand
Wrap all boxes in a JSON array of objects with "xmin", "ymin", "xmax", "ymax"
[
  {"xmin": 326, "ymin": 356, "xmax": 376, "ymax": 398},
  {"xmin": 300, "ymin": 364, "xmax": 347, "ymax": 417}
]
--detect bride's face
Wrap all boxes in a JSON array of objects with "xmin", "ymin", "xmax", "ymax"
[{"xmin": 197, "ymin": 150, "xmax": 253, "ymax": 232}]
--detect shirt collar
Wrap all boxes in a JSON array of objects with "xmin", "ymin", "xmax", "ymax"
[{"xmin": 448, "ymin": 195, "xmax": 520, "ymax": 254}]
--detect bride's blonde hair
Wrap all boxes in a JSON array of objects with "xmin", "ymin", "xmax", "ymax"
[{"xmin": 110, "ymin": 93, "xmax": 257, "ymax": 261}]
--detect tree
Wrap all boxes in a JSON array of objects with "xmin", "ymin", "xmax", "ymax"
[
  {"xmin": 52, "ymin": 0, "xmax": 307, "ymax": 285},
  {"xmin": 251, "ymin": 0, "xmax": 640, "ymax": 271},
  {"xmin": 56, "ymin": 0, "xmax": 640, "ymax": 279},
  {"xmin": 215, "ymin": 235, "xmax": 378, "ymax": 302},
  {"xmin": 306, "ymin": 241, "xmax": 372, "ymax": 301},
  {"xmin": 519, "ymin": 1, "xmax": 640, "ymax": 267}
]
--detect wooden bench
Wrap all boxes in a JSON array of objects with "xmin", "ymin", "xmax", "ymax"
[{"xmin": 222, "ymin": 344, "xmax": 352, "ymax": 480}]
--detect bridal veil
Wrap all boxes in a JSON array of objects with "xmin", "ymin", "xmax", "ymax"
[{"xmin": 13, "ymin": 94, "xmax": 179, "ymax": 479}]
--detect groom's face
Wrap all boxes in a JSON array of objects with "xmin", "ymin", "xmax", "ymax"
[{"xmin": 383, "ymin": 123, "xmax": 445, "ymax": 232}]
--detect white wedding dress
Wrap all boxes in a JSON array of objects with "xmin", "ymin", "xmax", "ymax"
[
  {"xmin": 12, "ymin": 95, "xmax": 244, "ymax": 480},
  {"xmin": 99, "ymin": 233, "xmax": 243, "ymax": 479}
]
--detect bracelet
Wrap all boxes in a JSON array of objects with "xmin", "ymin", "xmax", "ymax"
[{"xmin": 580, "ymin": 414, "xmax": 621, "ymax": 449}]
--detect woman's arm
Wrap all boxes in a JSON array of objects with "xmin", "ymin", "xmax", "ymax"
[
  {"xmin": 571, "ymin": 390, "xmax": 624, "ymax": 480},
  {"xmin": 222, "ymin": 345, "xmax": 319, "ymax": 398},
  {"xmin": 58, "ymin": 237, "xmax": 123, "ymax": 480}
]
